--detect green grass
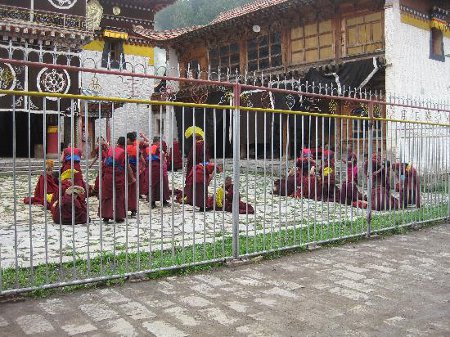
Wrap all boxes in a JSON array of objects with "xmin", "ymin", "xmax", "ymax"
[{"xmin": 1, "ymin": 203, "xmax": 448, "ymax": 297}]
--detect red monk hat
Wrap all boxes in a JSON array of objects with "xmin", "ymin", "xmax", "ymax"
[{"xmin": 301, "ymin": 148, "xmax": 312, "ymax": 157}]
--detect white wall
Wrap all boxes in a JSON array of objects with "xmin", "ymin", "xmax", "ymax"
[
  {"xmin": 81, "ymin": 48, "xmax": 179, "ymax": 146},
  {"xmin": 80, "ymin": 50, "xmax": 155, "ymax": 143},
  {"xmin": 385, "ymin": 0, "xmax": 450, "ymax": 172}
]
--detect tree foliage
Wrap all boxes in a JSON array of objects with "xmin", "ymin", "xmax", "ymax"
[{"xmin": 155, "ymin": 0, "xmax": 255, "ymax": 30}]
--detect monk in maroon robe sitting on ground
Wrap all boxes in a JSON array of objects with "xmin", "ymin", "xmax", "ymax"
[
  {"xmin": 319, "ymin": 154, "xmax": 338, "ymax": 202},
  {"xmin": 208, "ymin": 176, "xmax": 254, "ymax": 214},
  {"xmin": 185, "ymin": 161, "xmax": 221, "ymax": 211},
  {"xmin": 60, "ymin": 145, "xmax": 85, "ymax": 189},
  {"xmin": 184, "ymin": 126, "xmax": 211, "ymax": 181},
  {"xmin": 51, "ymin": 185, "xmax": 88, "ymax": 225},
  {"xmin": 293, "ymin": 150, "xmax": 320, "ymax": 200},
  {"xmin": 23, "ymin": 159, "xmax": 59, "ymax": 208},
  {"xmin": 392, "ymin": 162, "xmax": 421, "ymax": 208},
  {"xmin": 365, "ymin": 157, "xmax": 399, "ymax": 211}
]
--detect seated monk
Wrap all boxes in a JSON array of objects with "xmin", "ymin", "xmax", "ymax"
[
  {"xmin": 60, "ymin": 145, "xmax": 85, "ymax": 189},
  {"xmin": 371, "ymin": 186, "xmax": 399, "ymax": 211},
  {"xmin": 184, "ymin": 126, "xmax": 211, "ymax": 182},
  {"xmin": 364, "ymin": 158, "xmax": 398, "ymax": 211},
  {"xmin": 339, "ymin": 175, "xmax": 366, "ymax": 207},
  {"xmin": 319, "ymin": 156, "xmax": 339, "ymax": 202},
  {"xmin": 293, "ymin": 156, "xmax": 321, "ymax": 200},
  {"xmin": 23, "ymin": 160, "xmax": 59, "ymax": 209},
  {"xmin": 208, "ymin": 176, "xmax": 254, "ymax": 214},
  {"xmin": 51, "ymin": 185, "xmax": 88, "ymax": 225},
  {"xmin": 273, "ymin": 167, "xmax": 299, "ymax": 196},
  {"xmin": 185, "ymin": 161, "xmax": 220, "ymax": 211},
  {"xmin": 392, "ymin": 162, "xmax": 421, "ymax": 208},
  {"xmin": 273, "ymin": 151, "xmax": 316, "ymax": 197}
]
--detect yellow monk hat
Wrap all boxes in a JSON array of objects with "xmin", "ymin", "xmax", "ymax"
[
  {"xmin": 185, "ymin": 126, "xmax": 204, "ymax": 140},
  {"xmin": 323, "ymin": 167, "xmax": 333, "ymax": 177},
  {"xmin": 60, "ymin": 168, "xmax": 79, "ymax": 182}
]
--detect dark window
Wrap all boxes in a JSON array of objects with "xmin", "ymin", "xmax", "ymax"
[
  {"xmin": 351, "ymin": 107, "xmax": 382, "ymax": 139},
  {"xmin": 430, "ymin": 28, "xmax": 445, "ymax": 61},
  {"xmin": 187, "ymin": 59, "xmax": 199, "ymax": 78},
  {"xmin": 209, "ymin": 43, "xmax": 240, "ymax": 78},
  {"xmin": 101, "ymin": 39, "xmax": 125, "ymax": 69},
  {"xmin": 247, "ymin": 32, "xmax": 282, "ymax": 71}
]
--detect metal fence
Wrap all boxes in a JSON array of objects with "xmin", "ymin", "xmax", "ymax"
[{"xmin": 0, "ymin": 60, "xmax": 450, "ymax": 295}]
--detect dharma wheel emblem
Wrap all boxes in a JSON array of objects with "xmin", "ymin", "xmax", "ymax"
[
  {"xmin": 48, "ymin": 0, "xmax": 78, "ymax": 9},
  {"xmin": 37, "ymin": 68, "xmax": 71, "ymax": 101},
  {"xmin": 0, "ymin": 63, "xmax": 16, "ymax": 95}
]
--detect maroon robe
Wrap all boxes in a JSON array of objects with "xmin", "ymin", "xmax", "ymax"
[
  {"xmin": 23, "ymin": 173, "xmax": 59, "ymax": 208},
  {"xmin": 146, "ymin": 159, "xmax": 170, "ymax": 202},
  {"xmin": 273, "ymin": 174, "xmax": 298, "ymax": 196},
  {"xmin": 223, "ymin": 184, "xmax": 254, "ymax": 214},
  {"xmin": 126, "ymin": 143, "xmax": 139, "ymax": 213},
  {"xmin": 92, "ymin": 144, "xmax": 109, "ymax": 198},
  {"xmin": 339, "ymin": 181, "xmax": 365, "ymax": 206},
  {"xmin": 99, "ymin": 146, "xmax": 126, "ymax": 221},
  {"xmin": 185, "ymin": 163, "xmax": 215, "ymax": 208},
  {"xmin": 168, "ymin": 140, "xmax": 183, "ymax": 170},
  {"xmin": 139, "ymin": 144, "xmax": 149, "ymax": 195},
  {"xmin": 319, "ymin": 160, "xmax": 338, "ymax": 202},
  {"xmin": 185, "ymin": 140, "xmax": 210, "ymax": 182},
  {"xmin": 51, "ymin": 193, "xmax": 88, "ymax": 225},
  {"xmin": 143, "ymin": 143, "xmax": 170, "ymax": 203},
  {"xmin": 345, "ymin": 151, "xmax": 358, "ymax": 183},
  {"xmin": 294, "ymin": 175, "xmax": 321, "ymax": 200},
  {"xmin": 371, "ymin": 186, "xmax": 399, "ymax": 211},
  {"xmin": 394, "ymin": 164, "xmax": 421, "ymax": 208},
  {"xmin": 61, "ymin": 147, "xmax": 85, "ymax": 188}
]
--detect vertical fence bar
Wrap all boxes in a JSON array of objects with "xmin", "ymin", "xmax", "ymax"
[
  {"xmin": 148, "ymin": 103, "xmax": 153, "ymax": 268},
  {"xmin": 232, "ymin": 83, "xmax": 241, "ymax": 259},
  {"xmin": 98, "ymin": 103, "xmax": 104, "ymax": 274},
  {"xmin": 27, "ymin": 98, "xmax": 34, "ymax": 285},
  {"xmin": 83, "ymin": 100, "xmax": 91, "ymax": 275},
  {"xmin": 181, "ymin": 106, "xmax": 185, "ymax": 263},
  {"xmin": 42, "ymin": 97, "xmax": 49, "ymax": 284},
  {"xmin": 366, "ymin": 102, "xmax": 374, "ymax": 236},
  {"xmin": 12, "ymin": 95, "xmax": 18, "ymax": 288}
]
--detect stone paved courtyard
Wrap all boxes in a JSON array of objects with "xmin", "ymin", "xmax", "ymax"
[
  {"xmin": 0, "ymin": 222, "xmax": 449, "ymax": 336},
  {"xmin": 0, "ymin": 167, "xmax": 448, "ymax": 269}
]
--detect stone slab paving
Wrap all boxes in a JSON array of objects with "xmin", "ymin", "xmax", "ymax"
[{"xmin": 1, "ymin": 223, "xmax": 449, "ymax": 336}]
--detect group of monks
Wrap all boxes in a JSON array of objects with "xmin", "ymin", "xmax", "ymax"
[
  {"xmin": 24, "ymin": 126, "xmax": 254, "ymax": 225},
  {"xmin": 24, "ymin": 127, "xmax": 421, "ymax": 225},
  {"xmin": 273, "ymin": 145, "xmax": 421, "ymax": 211}
]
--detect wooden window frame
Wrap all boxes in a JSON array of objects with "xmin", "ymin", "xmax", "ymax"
[
  {"xmin": 246, "ymin": 31, "xmax": 282, "ymax": 72},
  {"xmin": 430, "ymin": 28, "xmax": 445, "ymax": 62},
  {"xmin": 101, "ymin": 39, "xmax": 125, "ymax": 69},
  {"xmin": 342, "ymin": 12, "xmax": 384, "ymax": 57},
  {"xmin": 351, "ymin": 107, "xmax": 383, "ymax": 140},
  {"xmin": 208, "ymin": 43, "xmax": 240, "ymax": 76},
  {"xmin": 290, "ymin": 20, "xmax": 334, "ymax": 65}
]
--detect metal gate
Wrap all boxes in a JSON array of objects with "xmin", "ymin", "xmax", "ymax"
[{"xmin": 1, "ymin": 56, "xmax": 450, "ymax": 295}]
